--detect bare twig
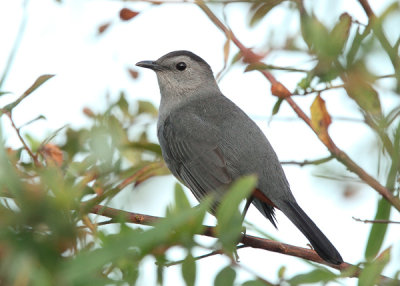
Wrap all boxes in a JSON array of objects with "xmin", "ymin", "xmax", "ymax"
[
  {"xmin": 163, "ymin": 245, "xmax": 248, "ymax": 267},
  {"xmin": 89, "ymin": 205, "xmax": 397, "ymax": 283},
  {"xmin": 292, "ymin": 84, "xmax": 346, "ymax": 96},
  {"xmin": 358, "ymin": 0, "xmax": 374, "ymax": 18},
  {"xmin": 281, "ymin": 156, "xmax": 334, "ymax": 166},
  {"xmin": 353, "ymin": 216, "xmax": 400, "ymax": 224},
  {"xmin": 196, "ymin": 1, "xmax": 400, "ymax": 212}
]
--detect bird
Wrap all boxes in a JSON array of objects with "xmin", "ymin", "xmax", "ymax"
[{"xmin": 136, "ymin": 50, "xmax": 343, "ymax": 265}]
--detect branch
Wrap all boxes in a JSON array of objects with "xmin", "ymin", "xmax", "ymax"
[
  {"xmin": 196, "ymin": 1, "xmax": 400, "ymax": 212},
  {"xmin": 90, "ymin": 205, "xmax": 397, "ymax": 283}
]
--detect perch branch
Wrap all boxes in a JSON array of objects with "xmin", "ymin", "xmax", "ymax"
[{"xmin": 90, "ymin": 205, "xmax": 397, "ymax": 283}]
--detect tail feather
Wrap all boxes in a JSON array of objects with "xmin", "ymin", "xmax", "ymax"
[{"xmin": 279, "ymin": 200, "xmax": 343, "ymax": 265}]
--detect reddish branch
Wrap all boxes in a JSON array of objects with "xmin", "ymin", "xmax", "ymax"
[
  {"xmin": 196, "ymin": 1, "xmax": 400, "ymax": 212},
  {"xmin": 90, "ymin": 204, "xmax": 397, "ymax": 283},
  {"xmin": 6, "ymin": 112, "xmax": 42, "ymax": 167}
]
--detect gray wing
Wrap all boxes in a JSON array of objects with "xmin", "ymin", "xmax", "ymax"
[{"xmin": 158, "ymin": 112, "xmax": 240, "ymax": 205}]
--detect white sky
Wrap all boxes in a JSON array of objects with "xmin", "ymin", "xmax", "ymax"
[{"xmin": 1, "ymin": 0, "xmax": 399, "ymax": 285}]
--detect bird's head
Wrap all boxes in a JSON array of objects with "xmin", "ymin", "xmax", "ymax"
[{"xmin": 136, "ymin": 50, "xmax": 219, "ymax": 98}]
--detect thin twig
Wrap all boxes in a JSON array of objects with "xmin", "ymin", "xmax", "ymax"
[
  {"xmin": 164, "ymin": 245, "xmax": 248, "ymax": 267},
  {"xmin": 6, "ymin": 112, "xmax": 41, "ymax": 167},
  {"xmin": 281, "ymin": 156, "xmax": 334, "ymax": 166},
  {"xmin": 89, "ymin": 205, "xmax": 397, "ymax": 283},
  {"xmin": 353, "ymin": 217, "xmax": 400, "ymax": 224},
  {"xmin": 292, "ymin": 84, "xmax": 346, "ymax": 96}
]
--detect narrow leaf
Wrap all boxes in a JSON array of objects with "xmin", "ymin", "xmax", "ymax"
[
  {"xmin": 0, "ymin": 91, "xmax": 11, "ymax": 97},
  {"xmin": 329, "ymin": 13, "xmax": 352, "ymax": 56},
  {"xmin": 249, "ymin": 0, "xmax": 283, "ymax": 27},
  {"xmin": 245, "ymin": 63, "xmax": 269, "ymax": 72},
  {"xmin": 216, "ymin": 176, "xmax": 257, "ymax": 254},
  {"xmin": 4, "ymin": 74, "xmax": 54, "ymax": 111},
  {"xmin": 359, "ymin": 248, "xmax": 391, "ymax": 286},
  {"xmin": 272, "ymin": 98, "xmax": 284, "ymax": 115},
  {"xmin": 174, "ymin": 183, "xmax": 191, "ymax": 211},
  {"xmin": 182, "ymin": 254, "xmax": 196, "ymax": 286},
  {"xmin": 365, "ymin": 198, "xmax": 391, "ymax": 260}
]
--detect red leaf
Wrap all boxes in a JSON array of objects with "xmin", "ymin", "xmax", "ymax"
[
  {"xmin": 127, "ymin": 68, "xmax": 139, "ymax": 79},
  {"xmin": 98, "ymin": 22, "xmax": 111, "ymax": 34},
  {"xmin": 119, "ymin": 8, "xmax": 139, "ymax": 21}
]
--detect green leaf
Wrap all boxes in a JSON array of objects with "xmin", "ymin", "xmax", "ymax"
[
  {"xmin": 278, "ymin": 265, "xmax": 286, "ymax": 279},
  {"xmin": 214, "ymin": 266, "xmax": 236, "ymax": 286},
  {"xmin": 272, "ymin": 98, "xmax": 284, "ymax": 115},
  {"xmin": 244, "ymin": 63, "xmax": 269, "ymax": 72},
  {"xmin": 365, "ymin": 198, "xmax": 391, "ymax": 260},
  {"xmin": 156, "ymin": 255, "xmax": 166, "ymax": 285},
  {"xmin": 137, "ymin": 100, "xmax": 158, "ymax": 117},
  {"xmin": 231, "ymin": 51, "xmax": 243, "ymax": 65},
  {"xmin": 25, "ymin": 133, "xmax": 42, "ymax": 153},
  {"xmin": 249, "ymin": 0, "xmax": 284, "ymax": 27},
  {"xmin": 288, "ymin": 268, "xmax": 337, "ymax": 285},
  {"xmin": 344, "ymin": 64, "xmax": 382, "ymax": 117},
  {"xmin": 182, "ymin": 254, "xmax": 196, "ymax": 286},
  {"xmin": 242, "ymin": 280, "xmax": 265, "ymax": 286},
  {"xmin": 3, "ymin": 74, "xmax": 54, "ymax": 111},
  {"xmin": 0, "ymin": 91, "xmax": 11, "ymax": 96},
  {"xmin": 297, "ymin": 76, "xmax": 312, "ymax": 91},
  {"xmin": 216, "ymin": 176, "xmax": 257, "ymax": 254},
  {"xmin": 300, "ymin": 12, "xmax": 330, "ymax": 52},
  {"xmin": 329, "ymin": 13, "xmax": 352, "ymax": 57},
  {"xmin": 124, "ymin": 141, "xmax": 162, "ymax": 155},
  {"xmin": 174, "ymin": 183, "xmax": 192, "ymax": 211},
  {"xmin": 359, "ymin": 247, "xmax": 391, "ymax": 286}
]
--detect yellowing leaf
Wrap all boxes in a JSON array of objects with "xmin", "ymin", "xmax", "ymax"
[
  {"xmin": 310, "ymin": 95, "xmax": 332, "ymax": 147},
  {"xmin": 223, "ymin": 37, "xmax": 230, "ymax": 64}
]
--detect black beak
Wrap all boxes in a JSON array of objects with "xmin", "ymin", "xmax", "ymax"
[{"xmin": 136, "ymin": 60, "xmax": 164, "ymax": 71}]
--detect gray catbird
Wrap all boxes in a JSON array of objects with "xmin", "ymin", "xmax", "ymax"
[{"xmin": 136, "ymin": 50, "xmax": 343, "ymax": 265}]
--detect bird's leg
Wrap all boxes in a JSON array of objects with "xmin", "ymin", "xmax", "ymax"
[
  {"xmin": 240, "ymin": 197, "xmax": 253, "ymax": 236},
  {"xmin": 242, "ymin": 197, "xmax": 253, "ymax": 222}
]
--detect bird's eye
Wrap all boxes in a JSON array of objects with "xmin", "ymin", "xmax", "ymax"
[{"xmin": 176, "ymin": 62, "xmax": 187, "ymax": 71}]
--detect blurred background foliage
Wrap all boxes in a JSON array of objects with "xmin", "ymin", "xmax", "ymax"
[{"xmin": 0, "ymin": 0, "xmax": 400, "ymax": 285}]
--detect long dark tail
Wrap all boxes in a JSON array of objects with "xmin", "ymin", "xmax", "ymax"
[{"xmin": 279, "ymin": 200, "xmax": 343, "ymax": 265}]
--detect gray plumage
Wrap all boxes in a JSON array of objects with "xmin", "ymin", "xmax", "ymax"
[{"xmin": 136, "ymin": 50, "xmax": 343, "ymax": 265}]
